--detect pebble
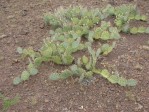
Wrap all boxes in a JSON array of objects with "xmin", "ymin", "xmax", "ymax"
[
  {"xmin": 44, "ymin": 93, "xmax": 48, "ymax": 96},
  {"xmin": 44, "ymin": 98, "xmax": 49, "ymax": 103},
  {"xmin": 31, "ymin": 96, "xmax": 38, "ymax": 105},
  {"xmin": 62, "ymin": 107, "xmax": 69, "ymax": 111},
  {"xmin": 78, "ymin": 106, "xmax": 84, "ymax": 110},
  {"xmin": 142, "ymin": 45, "xmax": 149, "ymax": 50},
  {"xmin": 0, "ymin": 34, "xmax": 8, "ymax": 39},
  {"xmin": 134, "ymin": 63, "xmax": 143, "ymax": 71},
  {"xmin": 19, "ymin": 29, "xmax": 29, "ymax": 35},
  {"xmin": 135, "ymin": 103, "xmax": 143, "ymax": 110},
  {"xmin": 24, "ymin": 99, "xmax": 28, "ymax": 103},
  {"xmin": 7, "ymin": 15, "xmax": 15, "ymax": 19},
  {"xmin": 116, "ymin": 103, "xmax": 120, "ymax": 110},
  {"xmin": 12, "ymin": 59, "xmax": 19, "ymax": 63},
  {"xmin": 39, "ymin": 23, "xmax": 45, "ymax": 29},
  {"xmin": 21, "ymin": 10, "xmax": 28, "ymax": 16}
]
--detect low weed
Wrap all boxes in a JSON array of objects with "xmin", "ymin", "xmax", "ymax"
[{"xmin": 0, "ymin": 93, "xmax": 20, "ymax": 112}]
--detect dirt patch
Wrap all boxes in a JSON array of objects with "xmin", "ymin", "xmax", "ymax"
[{"xmin": 0, "ymin": 0, "xmax": 149, "ymax": 112}]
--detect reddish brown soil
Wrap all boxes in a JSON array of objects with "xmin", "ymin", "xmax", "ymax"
[{"xmin": 0, "ymin": 0, "xmax": 149, "ymax": 112}]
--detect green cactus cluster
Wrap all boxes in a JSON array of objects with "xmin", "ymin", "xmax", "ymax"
[{"xmin": 14, "ymin": 4, "xmax": 149, "ymax": 87}]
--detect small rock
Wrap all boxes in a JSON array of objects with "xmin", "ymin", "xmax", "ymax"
[
  {"xmin": 81, "ymin": 77, "xmax": 96, "ymax": 86},
  {"xmin": 78, "ymin": 106, "xmax": 84, "ymax": 110},
  {"xmin": 31, "ymin": 96, "xmax": 38, "ymax": 105},
  {"xmin": 142, "ymin": 45, "xmax": 149, "ymax": 50},
  {"xmin": 6, "ymin": 39, "xmax": 11, "ymax": 44},
  {"xmin": 21, "ymin": 10, "xmax": 28, "ymax": 16},
  {"xmin": 44, "ymin": 93, "xmax": 48, "ymax": 96},
  {"xmin": 125, "ymin": 91, "xmax": 136, "ymax": 101},
  {"xmin": 134, "ymin": 63, "xmax": 143, "ymax": 71},
  {"xmin": 116, "ymin": 103, "xmax": 120, "ymax": 110},
  {"xmin": 24, "ymin": 99, "xmax": 28, "ymax": 103},
  {"xmin": 44, "ymin": 99, "xmax": 49, "ymax": 103},
  {"xmin": 62, "ymin": 107, "xmax": 69, "ymax": 111},
  {"xmin": 12, "ymin": 59, "xmax": 19, "ymax": 63},
  {"xmin": 39, "ymin": 23, "xmax": 45, "ymax": 29},
  {"xmin": 0, "ymin": 34, "xmax": 8, "ymax": 39},
  {"xmin": 20, "ymin": 29, "xmax": 29, "ymax": 35},
  {"xmin": 135, "ymin": 103, "xmax": 143, "ymax": 110},
  {"xmin": 7, "ymin": 15, "xmax": 15, "ymax": 19}
]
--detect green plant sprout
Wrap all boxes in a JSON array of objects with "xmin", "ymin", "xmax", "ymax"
[
  {"xmin": 14, "ymin": 4, "xmax": 148, "ymax": 87},
  {"xmin": 0, "ymin": 93, "xmax": 20, "ymax": 112}
]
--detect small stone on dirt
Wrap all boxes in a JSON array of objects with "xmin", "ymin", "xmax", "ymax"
[
  {"xmin": 135, "ymin": 103, "xmax": 143, "ymax": 110},
  {"xmin": 7, "ymin": 15, "xmax": 15, "ymax": 19},
  {"xmin": 31, "ymin": 96, "xmax": 38, "ymax": 105},
  {"xmin": 125, "ymin": 91, "xmax": 136, "ymax": 101},
  {"xmin": 12, "ymin": 59, "xmax": 19, "ymax": 64},
  {"xmin": 0, "ymin": 34, "xmax": 8, "ymax": 39},
  {"xmin": 19, "ymin": 29, "xmax": 29, "ymax": 35},
  {"xmin": 142, "ymin": 45, "xmax": 149, "ymax": 50},
  {"xmin": 21, "ymin": 10, "xmax": 28, "ymax": 16},
  {"xmin": 39, "ymin": 23, "xmax": 45, "ymax": 29},
  {"xmin": 44, "ymin": 98, "xmax": 49, "ymax": 103},
  {"xmin": 134, "ymin": 63, "xmax": 143, "ymax": 71},
  {"xmin": 78, "ymin": 106, "xmax": 84, "ymax": 110},
  {"xmin": 43, "ymin": 93, "xmax": 48, "ymax": 96}
]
